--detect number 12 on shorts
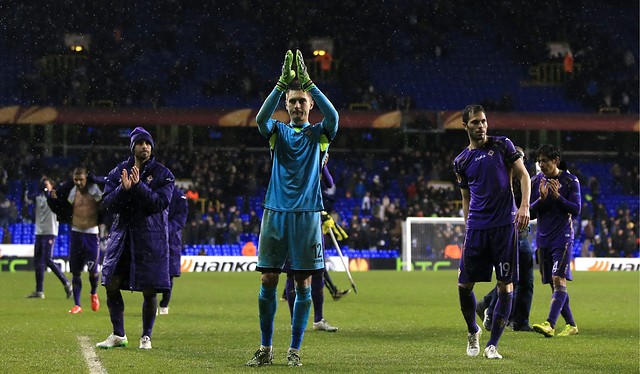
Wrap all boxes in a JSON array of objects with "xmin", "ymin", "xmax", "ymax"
[{"xmin": 312, "ymin": 243, "xmax": 322, "ymax": 259}]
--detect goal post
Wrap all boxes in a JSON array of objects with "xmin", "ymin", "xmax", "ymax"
[
  {"xmin": 402, "ymin": 217, "xmax": 538, "ymax": 272},
  {"xmin": 402, "ymin": 217, "xmax": 465, "ymax": 271}
]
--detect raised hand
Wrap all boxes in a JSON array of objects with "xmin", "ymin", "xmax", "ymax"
[
  {"xmin": 121, "ymin": 167, "xmax": 139, "ymax": 191},
  {"xmin": 539, "ymin": 178, "xmax": 549, "ymax": 201},
  {"xmin": 296, "ymin": 49, "xmax": 315, "ymax": 92},
  {"xmin": 547, "ymin": 178, "xmax": 560, "ymax": 199},
  {"xmin": 121, "ymin": 169, "xmax": 131, "ymax": 190},
  {"xmin": 276, "ymin": 50, "xmax": 296, "ymax": 91},
  {"xmin": 130, "ymin": 166, "xmax": 140, "ymax": 185}
]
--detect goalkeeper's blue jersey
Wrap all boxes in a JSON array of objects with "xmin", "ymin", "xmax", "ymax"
[{"xmin": 256, "ymin": 87, "xmax": 338, "ymax": 212}]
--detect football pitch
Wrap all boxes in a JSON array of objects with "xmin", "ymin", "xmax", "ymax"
[{"xmin": 1, "ymin": 270, "xmax": 638, "ymax": 373}]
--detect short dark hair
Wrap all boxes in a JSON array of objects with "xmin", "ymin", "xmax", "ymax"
[
  {"xmin": 40, "ymin": 176, "xmax": 51, "ymax": 190},
  {"xmin": 286, "ymin": 80, "xmax": 302, "ymax": 93},
  {"xmin": 462, "ymin": 104, "xmax": 485, "ymax": 124},
  {"xmin": 285, "ymin": 81, "xmax": 313, "ymax": 102},
  {"xmin": 536, "ymin": 144, "xmax": 561, "ymax": 161},
  {"xmin": 73, "ymin": 166, "xmax": 88, "ymax": 176}
]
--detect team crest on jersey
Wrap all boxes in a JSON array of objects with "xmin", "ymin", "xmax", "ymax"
[
  {"xmin": 488, "ymin": 150, "xmax": 494, "ymax": 156},
  {"xmin": 304, "ymin": 128, "xmax": 312, "ymax": 137},
  {"xmin": 146, "ymin": 175, "xmax": 153, "ymax": 183}
]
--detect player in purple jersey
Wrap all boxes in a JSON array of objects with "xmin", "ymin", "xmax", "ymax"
[
  {"xmin": 25, "ymin": 177, "xmax": 73, "ymax": 299},
  {"xmin": 157, "ymin": 187, "xmax": 188, "ymax": 315},
  {"xmin": 530, "ymin": 144, "xmax": 581, "ymax": 338},
  {"xmin": 453, "ymin": 105, "xmax": 530, "ymax": 359},
  {"xmin": 317, "ymin": 155, "xmax": 351, "ymax": 302},
  {"xmin": 476, "ymin": 146, "xmax": 535, "ymax": 333}
]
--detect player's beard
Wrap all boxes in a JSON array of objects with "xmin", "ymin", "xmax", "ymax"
[
  {"xmin": 469, "ymin": 130, "xmax": 486, "ymax": 144},
  {"xmin": 134, "ymin": 148, "xmax": 151, "ymax": 163}
]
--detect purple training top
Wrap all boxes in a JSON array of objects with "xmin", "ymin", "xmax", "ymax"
[
  {"xmin": 453, "ymin": 136, "xmax": 520, "ymax": 229},
  {"xmin": 530, "ymin": 170, "xmax": 581, "ymax": 248}
]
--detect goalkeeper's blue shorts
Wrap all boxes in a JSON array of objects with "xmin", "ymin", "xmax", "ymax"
[{"xmin": 257, "ymin": 209, "xmax": 324, "ymax": 273}]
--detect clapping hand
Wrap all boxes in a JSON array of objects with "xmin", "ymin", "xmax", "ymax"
[
  {"xmin": 276, "ymin": 50, "xmax": 296, "ymax": 91},
  {"xmin": 547, "ymin": 178, "xmax": 560, "ymax": 199},
  {"xmin": 539, "ymin": 178, "xmax": 549, "ymax": 200},
  {"xmin": 296, "ymin": 49, "xmax": 315, "ymax": 92},
  {"xmin": 121, "ymin": 166, "xmax": 140, "ymax": 191}
]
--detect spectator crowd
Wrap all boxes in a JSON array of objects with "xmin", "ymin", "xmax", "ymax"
[{"xmin": 0, "ymin": 133, "xmax": 637, "ymax": 258}]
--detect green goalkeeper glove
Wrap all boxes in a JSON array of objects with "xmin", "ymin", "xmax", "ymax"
[
  {"xmin": 296, "ymin": 49, "xmax": 316, "ymax": 92},
  {"xmin": 276, "ymin": 50, "xmax": 296, "ymax": 92},
  {"xmin": 321, "ymin": 211, "xmax": 348, "ymax": 241}
]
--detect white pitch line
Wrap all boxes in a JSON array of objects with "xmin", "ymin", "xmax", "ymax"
[{"xmin": 77, "ymin": 336, "xmax": 108, "ymax": 374}]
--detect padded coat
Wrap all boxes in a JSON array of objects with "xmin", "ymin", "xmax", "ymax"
[{"xmin": 101, "ymin": 155, "xmax": 175, "ymax": 291}]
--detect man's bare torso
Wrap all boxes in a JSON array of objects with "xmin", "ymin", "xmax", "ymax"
[{"xmin": 72, "ymin": 190, "xmax": 99, "ymax": 229}]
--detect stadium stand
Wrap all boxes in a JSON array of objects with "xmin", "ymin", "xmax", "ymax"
[{"xmin": 0, "ymin": 1, "xmax": 636, "ymax": 112}]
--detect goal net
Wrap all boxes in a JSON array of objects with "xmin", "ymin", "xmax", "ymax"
[{"xmin": 402, "ymin": 217, "xmax": 537, "ymax": 271}]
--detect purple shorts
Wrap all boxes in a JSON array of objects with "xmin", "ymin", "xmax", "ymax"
[
  {"xmin": 538, "ymin": 242, "xmax": 573, "ymax": 284},
  {"xmin": 458, "ymin": 224, "xmax": 518, "ymax": 284},
  {"xmin": 34, "ymin": 235, "xmax": 56, "ymax": 265},
  {"xmin": 69, "ymin": 231, "xmax": 100, "ymax": 274}
]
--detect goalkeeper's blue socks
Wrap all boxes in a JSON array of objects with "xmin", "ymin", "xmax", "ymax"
[
  {"xmin": 290, "ymin": 286, "xmax": 312, "ymax": 350},
  {"xmin": 258, "ymin": 285, "xmax": 278, "ymax": 347},
  {"xmin": 487, "ymin": 291, "xmax": 512, "ymax": 347}
]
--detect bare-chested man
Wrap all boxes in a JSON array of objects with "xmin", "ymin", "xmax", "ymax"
[{"xmin": 48, "ymin": 167, "xmax": 103, "ymax": 314}]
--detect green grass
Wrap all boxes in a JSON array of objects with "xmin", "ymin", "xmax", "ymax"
[{"xmin": 1, "ymin": 270, "xmax": 638, "ymax": 373}]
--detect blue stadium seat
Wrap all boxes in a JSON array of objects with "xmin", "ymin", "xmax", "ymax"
[{"xmin": 230, "ymin": 244, "xmax": 241, "ymax": 256}]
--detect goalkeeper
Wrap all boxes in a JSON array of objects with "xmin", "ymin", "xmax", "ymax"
[{"xmin": 246, "ymin": 49, "xmax": 339, "ymax": 368}]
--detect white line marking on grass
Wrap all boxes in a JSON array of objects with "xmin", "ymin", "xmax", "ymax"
[{"xmin": 78, "ymin": 336, "xmax": 108, "ymax": 374}]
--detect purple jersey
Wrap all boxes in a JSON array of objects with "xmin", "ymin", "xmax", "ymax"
[
  {"xmin": 530, "ymin": 170, "xmax": 581, "ymax": 248},
  {"xmin": 453, "ymin": 136, "xmax": 520, "ymax": 229}
]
